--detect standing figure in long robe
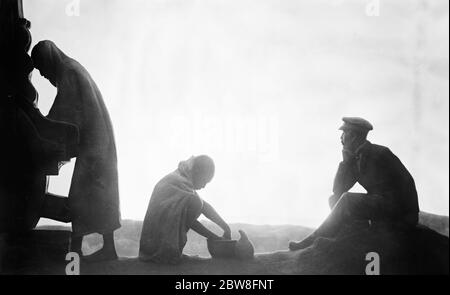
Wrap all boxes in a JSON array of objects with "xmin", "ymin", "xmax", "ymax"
[
  {"xmin": 139, "ymin": 155, "xmax": 231, "ymax": 264},
  {"xmin": 31, "ymin": 40, "xmax": 121, "ymax": 262}
]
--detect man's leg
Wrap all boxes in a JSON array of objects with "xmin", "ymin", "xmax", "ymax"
[
  {"xmin": 289, "ymin": 193, "xmax": 367, "ymax": 251},
  {"xmin": 102, "ymin": 232, "xmax": 118, "ymax": 257},
  {"xmin": 70, "ymin": 234, "xmax": 83, "ymax": 254}
]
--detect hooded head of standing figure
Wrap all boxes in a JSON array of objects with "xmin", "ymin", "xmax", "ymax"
[{"xmin": 31, "ymin": 40, "xmax": 72, "ymax": 87}]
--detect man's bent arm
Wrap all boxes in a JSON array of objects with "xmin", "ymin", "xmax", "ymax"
[{"xmin": 330, "ymin": 161, "xmax": 357, "ymax": 208}]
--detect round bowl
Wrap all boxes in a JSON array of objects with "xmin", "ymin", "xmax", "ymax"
[{"xmin": 207, "ymin": 239, "xmax": 237, "ymax": 258}]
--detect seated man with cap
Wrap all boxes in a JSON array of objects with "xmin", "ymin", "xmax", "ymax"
[{"xmin": 289, "ymin": 117, "xmax": 420, "ymax": 251}]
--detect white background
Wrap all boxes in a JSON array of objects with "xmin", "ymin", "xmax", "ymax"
[{"xmin": 25, "ymin": 0, "xmax": 449, "ymax": 227}]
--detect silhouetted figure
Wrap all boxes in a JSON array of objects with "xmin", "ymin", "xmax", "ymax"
[
  {"xmin": 31, "ymin": 41, "xmax": 121, "ymax": 262},
  {"xmin": 139, "ymin": 155, "xmax": 231, "ymax": 264},
  {"xmin": 1, "ymin": 16, "xmax": 78, "ymax": 234},
  {"xmin": 289, "ymin": 117, "xmax": 420, "ymax": 251}
]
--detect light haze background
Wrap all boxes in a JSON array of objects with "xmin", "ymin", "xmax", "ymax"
[{"xmin": 24, "ymin": 0, "xmax": 449, "ymax": 228}]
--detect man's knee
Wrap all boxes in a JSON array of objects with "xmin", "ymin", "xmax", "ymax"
[
  {"xmin": 328, "ymin": 194, "xmax": 340, "ymax": 209},
  {"xmin": 336, "ymin": 192, "xmax": 351, "ymax": 206},
  {"xmin": 334, "ymin": 192, "xmax": 364, "ymax": 217}
]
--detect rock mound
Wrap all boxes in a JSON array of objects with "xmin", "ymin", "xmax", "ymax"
[{"xmin": 260, "ymin": 223, "xmax": 449, "ymax": 275}]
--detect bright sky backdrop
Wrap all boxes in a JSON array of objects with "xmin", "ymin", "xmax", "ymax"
[{"xmin": 25, "ymin": 0, "xmax": 449, "ymax": 227}]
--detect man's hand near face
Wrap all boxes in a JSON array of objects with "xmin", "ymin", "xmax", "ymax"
[{"xmin": 342, "ymin": 148, "xmax": 356, "ymax": 163}]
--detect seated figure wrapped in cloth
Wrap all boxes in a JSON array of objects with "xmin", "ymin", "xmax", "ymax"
[{"xmin": 139, "ymin": 155, "xmax": 231, "ymax": 264}]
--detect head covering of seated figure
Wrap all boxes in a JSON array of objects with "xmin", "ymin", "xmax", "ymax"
[{"xmin": 178, "ymin": 155, "xmax": 215, "ymax": 190}]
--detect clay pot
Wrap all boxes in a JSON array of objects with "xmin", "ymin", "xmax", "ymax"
[{"xmin": 207, "ymin": 239, "xmax": 237, "ymax": 258}]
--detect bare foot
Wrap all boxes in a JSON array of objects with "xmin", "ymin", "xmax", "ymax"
[
  {"xmin": 288, "ymin": 236, "xmax": 315, "ymax": 251},
  {"xmin": 83, "ymin": 247, "xmax": 118, "ymax": 263}
]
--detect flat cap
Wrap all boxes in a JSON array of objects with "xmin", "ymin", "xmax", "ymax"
[{"xmin": 339, "ymin": 117, "xmax": 373, "ymax": 132}]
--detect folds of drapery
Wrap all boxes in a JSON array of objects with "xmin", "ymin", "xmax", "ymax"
[{"xmin": 139, "ymin": 170, "xmax": 200, "ymax": 264}]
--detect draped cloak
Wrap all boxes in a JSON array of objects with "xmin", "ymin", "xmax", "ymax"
[
  {"xmin": 139, "ymin": 161, "xmax": 202, "ymax": 264},
  {"xmin": 34, "ymin": 41, "xmax": 121, "ymax": 237}
]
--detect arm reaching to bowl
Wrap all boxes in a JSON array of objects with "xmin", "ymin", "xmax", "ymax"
[
  {"xmin": 190, "ymin": 220, "xmax": 221, "ymax": 240},
  {"xmin": 201, "ymin": 201, "xmax": 231, "ymax": 240}
]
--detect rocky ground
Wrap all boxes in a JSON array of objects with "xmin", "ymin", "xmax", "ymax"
[{"xmin": 1, "ymin": 211, "xmax": 448, "ymax": 275}]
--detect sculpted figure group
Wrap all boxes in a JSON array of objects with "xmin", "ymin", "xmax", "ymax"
[{"xmin": 2, "ymin": 32, "xmax": 420, "ymax": 263}]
